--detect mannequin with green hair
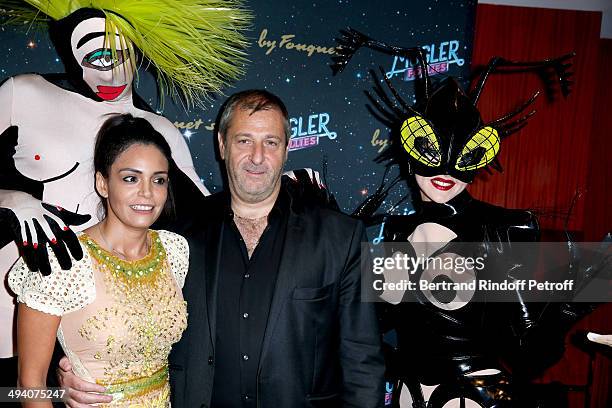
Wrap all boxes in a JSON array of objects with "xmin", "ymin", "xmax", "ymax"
[{"xmin": 0, "ymin": 0, "xmax": 250, "ymax": 373}]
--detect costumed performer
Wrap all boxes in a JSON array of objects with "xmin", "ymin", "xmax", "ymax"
[{"xmin": 333, "ymin": 28, "xmax": 602, "ymax": 408}]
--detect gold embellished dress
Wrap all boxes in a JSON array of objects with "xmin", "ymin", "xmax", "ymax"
[{"xmin": 9, "ymin": 229, "xmax": 188, "ymax": 407}]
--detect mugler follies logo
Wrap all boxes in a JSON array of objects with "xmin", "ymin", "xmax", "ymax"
[
  {"xmin": 288, "ymin": 112, "xmax": 337, "ymax": 151},
  {"xmin": 386, "ymin": 40, "xmax": 466, "ymax": 81}
]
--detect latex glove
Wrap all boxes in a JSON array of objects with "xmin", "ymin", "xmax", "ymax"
[
  {"xmin": 587, "ymin": 332, "xmax": 612, "ymax": 347},
  {"xmin": 57, "ymin": 356, "xmax": 112, "ymax": 407},
  {"xmin": 331, "ymin": 27, "xmax": 372, "ymax": 74},
  {"xmin": 0, "ymin": 190, "xmax": 90, "ymax": 275},
  {"xmin": 283, "ymin": 168, "xmax": 323, "ymax": 186},
  {"xmin": 283, "ymin": 168, "xmax": 339, "ymax": 211}
]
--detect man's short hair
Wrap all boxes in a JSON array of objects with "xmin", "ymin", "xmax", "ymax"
[{"xmin": 218, "ymin": 89, "xmax": 291, "ymax": 145}]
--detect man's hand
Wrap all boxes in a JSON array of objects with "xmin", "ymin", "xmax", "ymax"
[
  {"xmin": 0, "ymin": 190, "xmax": 90, "ymax": 275},
  {"xmin": 57, "ymin": 356, "xmax": 112, "ymax": 407}
]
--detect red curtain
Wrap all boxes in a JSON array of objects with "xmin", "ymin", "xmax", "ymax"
[
  {"xmin": 471, "ymin": 4, "xmax": 601, "ymax": 234},
  {"xmin": 472, "ymin": 5, "xmax": 611, "ymax": 407},
  {"xmin": 584, "ymin": 38, "xmax": 612, "ymax": 242}
]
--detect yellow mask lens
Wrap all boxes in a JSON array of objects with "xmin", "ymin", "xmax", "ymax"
[
  {"xmin": 400, "ymin": 116, "xmax": 441, "ymax": 167},
  {"xmin": 455, "ymin": 127, "xmax": 500, "ymax": 171}
]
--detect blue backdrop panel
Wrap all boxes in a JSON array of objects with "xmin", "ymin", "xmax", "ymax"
[{"xmin": 0, "ymin": 0, "xmax": 476, "ymax": 216}]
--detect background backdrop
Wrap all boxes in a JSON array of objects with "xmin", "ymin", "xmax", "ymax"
[{"xmin": 0, "ymin": 0, "xmax": 477, "ymax": 223}]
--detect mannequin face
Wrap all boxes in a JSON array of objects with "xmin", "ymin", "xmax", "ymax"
[
  {"xmin": 415, "ymin": 174, "xmax": 467, "ymax": 204},
  {"xmin": 70, "ymin": 17, "xmax": 134, "ymax": 101}
]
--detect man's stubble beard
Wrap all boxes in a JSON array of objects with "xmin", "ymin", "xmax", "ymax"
[{"xmin": 228, "ymin": 160, "xmax": 285, "ymax": 204}]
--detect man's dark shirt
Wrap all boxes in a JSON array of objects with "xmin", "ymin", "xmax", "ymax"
[{"xmin": 210, "ymin": 190, "xmax": 289, "ymax": 407}]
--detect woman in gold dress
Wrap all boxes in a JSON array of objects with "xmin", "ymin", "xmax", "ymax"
[{"xmin": 9, "ymin": 114, "xmax": 188, "ymax": 407}]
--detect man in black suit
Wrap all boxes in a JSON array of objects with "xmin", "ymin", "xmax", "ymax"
[
  {"xmin": 170, "ymin": 89, "xmax": 384, "ymax": 407},
  {"xmin": 58, "ymin": 89, "xmax": 384, "ymax": 407}
]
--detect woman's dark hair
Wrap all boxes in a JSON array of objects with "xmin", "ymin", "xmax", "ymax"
[{"xmin": 94, "ymin": 113, "xmax": 175, "ymax": 218}]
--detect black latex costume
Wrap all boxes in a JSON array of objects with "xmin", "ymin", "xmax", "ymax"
[
  {"xmin": 331, "ymin": 28, "xmax": 589, "ymax": 407},
  {"xmin": 381, "ymin": 191, "xmax": 548, "ymax": 407}
]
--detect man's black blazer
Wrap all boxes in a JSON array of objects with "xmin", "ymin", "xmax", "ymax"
[{"xmin": 168, "ymin": 186, "xmax": 385, "ymax": 408}]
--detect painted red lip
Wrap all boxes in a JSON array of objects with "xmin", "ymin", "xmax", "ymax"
[
  {"xmin": 96, "ymin": 85, "xmax": 127, "ymax": 101},
  {"xmin": 430, "ymin": 177, "xmax": 456, "ymax": 191}
]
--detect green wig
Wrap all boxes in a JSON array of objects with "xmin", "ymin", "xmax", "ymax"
[{"xmin": 2, "ymin": 0, "xmax": 252, "ymax": 109}]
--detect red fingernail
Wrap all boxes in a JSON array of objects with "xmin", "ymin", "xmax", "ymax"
[
  {"xmin": 63, "ymin": 226, "xmax": 69, "ymax": 231},
  {"xmin": 33, "ymin": 243, "xmax": 38, "ymax": 249},
  {"xmin": 23, "ymin": 241, "xmax": 28, "ymax": 246},
  {"xmin": 51, "ymin": 238, "xmax": 57, "ymax": 244}
]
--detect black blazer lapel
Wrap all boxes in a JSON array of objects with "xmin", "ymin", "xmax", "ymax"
[
  {"xmin": 257, "ymin": 210, "xmax": 304, "ymax": 371},
  {"xmin": 203, "ymin": 200, "xmax": 226, "ymax": 353}
]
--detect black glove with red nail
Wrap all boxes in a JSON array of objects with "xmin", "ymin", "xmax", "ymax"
[{"xmin": 0, "ymin": 191, "xmax": 90, "ymax": 275}]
